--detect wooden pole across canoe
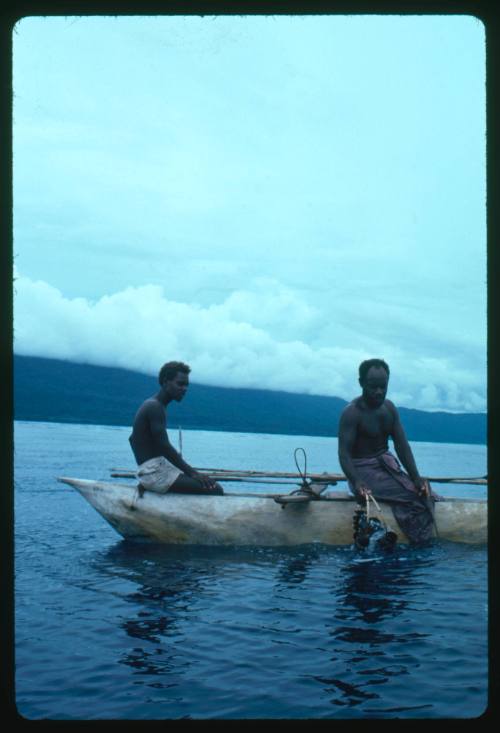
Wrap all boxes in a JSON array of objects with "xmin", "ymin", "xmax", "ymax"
[{"xmin": 109, "ymin": 467, "xmax": 487, "ymax": 486}]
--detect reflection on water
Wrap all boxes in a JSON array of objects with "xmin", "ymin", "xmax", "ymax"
[
  {"xmin": 316, "ymin": 547, "xmax": 436, "ymax": 712},
  {"xmin": 336, "ymin": 552, "xmax": 427, "ymax": 626},
  {"xmin": 275, "ymin": 546, "xmax": 323, "ymax": 586},
  {"xmin": 80, "ymin": 540, "xmax": 485, "ymax": 719},
  {"xmin": 93, "ymin": 542, "xmax": 220, "ymax": 681},
  {"xmin": 123, "ymin": 615, "xmax": 177, "ymax": 644},
  {"xmin": 314, "ymin": 675, "xmax": 380, "ymax": 705}
]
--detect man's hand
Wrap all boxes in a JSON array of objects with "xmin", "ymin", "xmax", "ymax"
[
  {"xmin": 415, "ymin": 477, "xmax": 430, "ymax": 497},
  {"xmin": 355, "ymin": 481, "xmax": 372, "ymax": 499},
  {"xmin": 191, "ymin": 470, "xmax": 218, "ymax": 491}
]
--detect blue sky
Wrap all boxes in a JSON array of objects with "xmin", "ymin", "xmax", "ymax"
[{"xmin": 13, "ymin": 14, "xmax": 486, "ymax": 412}]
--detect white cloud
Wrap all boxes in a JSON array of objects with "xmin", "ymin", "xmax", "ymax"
[
  {"xmin": 14, "ymin": 272, "xmax": 486, "ymax": 412},
  {"xmin": 207, "ymin": 278, "xmax": 321, "ymax": 341}
]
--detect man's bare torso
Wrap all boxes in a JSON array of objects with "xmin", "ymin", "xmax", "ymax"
[
  {"xmin": 348, "ymin": 397, "xmax": 395, "ymax": 458},
  {"xmin": 129, "ymin": 398, "xmax": 166, "ymax": 465}
]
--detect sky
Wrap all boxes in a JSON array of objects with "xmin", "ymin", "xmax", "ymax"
[{"xmin": 12, "ymin": 14, "xmax": 486, "ymax": 413}]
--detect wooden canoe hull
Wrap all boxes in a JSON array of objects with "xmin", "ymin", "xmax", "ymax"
[{"xmin": 58, "ymin": 477, "xmax": 487, "ymax": 546}]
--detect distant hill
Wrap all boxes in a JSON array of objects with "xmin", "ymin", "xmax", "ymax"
[{"xmin": 13, "ymin": 355, "xmax": 487, "ymax": 445}]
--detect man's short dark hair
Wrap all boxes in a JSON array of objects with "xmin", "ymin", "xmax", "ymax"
[
  {"xmin": 359, "ymin": 358, "xmax": 390, "ymax": 383},
  {"xmin": 158, "ymin": 361, "xmax": 191, "ymax": 385}
]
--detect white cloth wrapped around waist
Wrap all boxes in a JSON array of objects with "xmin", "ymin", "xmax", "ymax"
[{"xmin": 136, "ymin": 456, "xmax": 183, "ymax": 493}]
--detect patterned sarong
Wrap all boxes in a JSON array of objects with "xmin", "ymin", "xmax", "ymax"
[{"xmin": 348, "ymin": 451, "xmax": 438, "ymax": 544}]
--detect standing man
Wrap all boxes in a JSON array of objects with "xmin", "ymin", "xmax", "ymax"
[
  {"xmin": 129, "ymin": 361, "xmax": 223, "ymax": 495},
  {"xmin": 338, "ymin": 358, "xmax": 438, "ymax": 544}
]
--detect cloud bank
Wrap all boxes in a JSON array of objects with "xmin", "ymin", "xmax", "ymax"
[{"xmin": 14, "ymin": 272, "xmax": 486, "ymax": 413}]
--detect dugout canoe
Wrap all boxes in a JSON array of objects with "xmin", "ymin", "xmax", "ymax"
[{"xmin": 57, "ymin": 477, "xmax": 487, "ymax": 546}]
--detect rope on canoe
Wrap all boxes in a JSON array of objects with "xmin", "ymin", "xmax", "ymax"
[
  {"xmin": 294, "ymin": 448, "xmax": 309, "ymax": 489},
  {"xmin": 276, "ymin": 448, "xmax": 329, "ymax": 506}
]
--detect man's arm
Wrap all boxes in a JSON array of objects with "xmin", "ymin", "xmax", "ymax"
[
  {"xmin": 148, "ymin": 403, "xmax": 218, "ymax": 490},
  {"xmin": 338, "ymin": 406, "xmax": 372, "ymax": 498},
  {"xmin": 147, "ymin": 403, "xmax": 197, "ymax": 475},
  {"xmin": 389, "ymin": 403, "xmax": 429, "ymax": 496}
]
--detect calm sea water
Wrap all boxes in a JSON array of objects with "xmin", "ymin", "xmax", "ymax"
[{"xmin": 14, "ymin": 420, "xmax": 488, "ymax": 720}]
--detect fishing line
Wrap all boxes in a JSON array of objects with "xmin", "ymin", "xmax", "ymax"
[
  {"xmin": 367, "ymin": 493, "xmax": 390, "ymax": 531},
  {"xmin": 353, "ymin": 493, "xmax": 398, "ymax": 552}
]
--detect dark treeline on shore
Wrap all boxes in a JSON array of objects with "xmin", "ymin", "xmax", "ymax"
[{"xmin": 13, "ymin": 355, "xmax": 486, "ymax": 445}]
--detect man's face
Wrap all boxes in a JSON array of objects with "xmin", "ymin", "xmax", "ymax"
[
  {"xmin": 165, "ymin": 371, "xmax": 189, "ymax": 401},
  {"xmin": 360, "ymin": 367, "xmax": 388, "ymax": 407}
]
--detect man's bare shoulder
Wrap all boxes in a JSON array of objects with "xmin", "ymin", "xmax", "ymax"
[
  {"xmin": 383, "ymin": 399, "xmax": 398, "ymax": 415},
  {"xmin": 136, "ymin": 398, "xmax": 164, "ymax": 417},
  {"xmin": 340, "ymin": 399, "xmax": 362, "ymax": 420}
]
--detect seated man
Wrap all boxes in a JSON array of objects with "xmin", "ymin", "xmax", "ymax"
[
  {"xmin": 338, "ymin": 358, "xmax": 439, "ymax": 545},
  {"xmin": 129, "ymin": 361, "xmax": 223, "ymax": 495}
]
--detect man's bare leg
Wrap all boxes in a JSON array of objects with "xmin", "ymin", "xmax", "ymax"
[{"xmin": 169, "ymin": 474, "xmax": 224, "ymax": 495}]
